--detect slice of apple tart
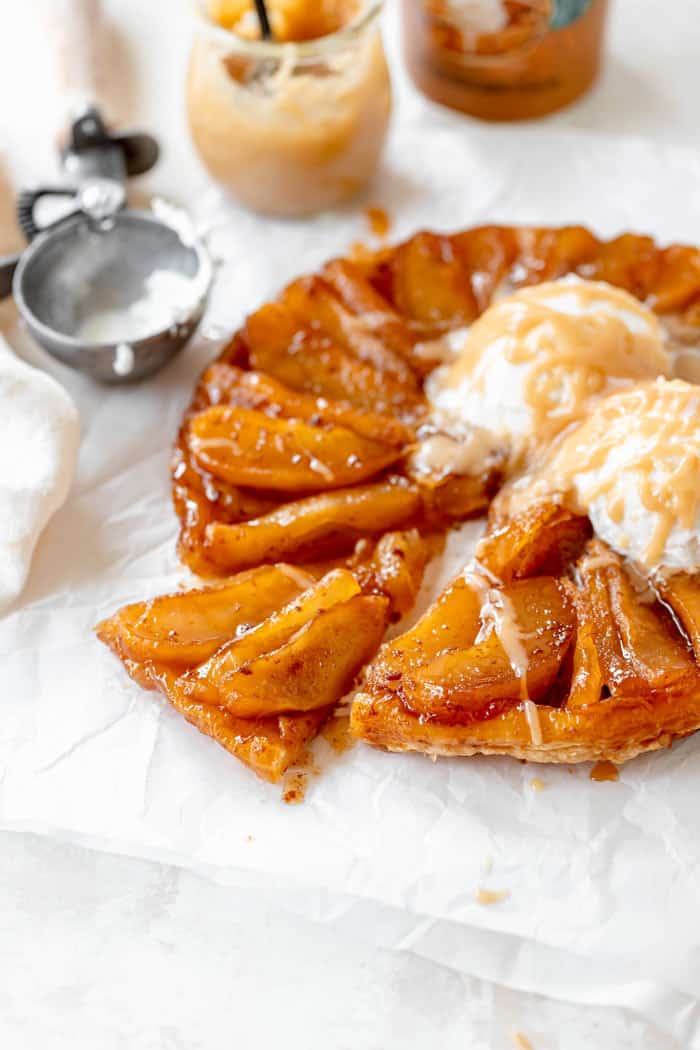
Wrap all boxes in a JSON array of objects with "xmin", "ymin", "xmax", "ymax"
[
  {"xmin": 352, "ymin": 379, "xmax": 700, "ymax": 765},
  {"xmin": 97, "ymin": 530, "xmax": 429, "ymax": 782}
]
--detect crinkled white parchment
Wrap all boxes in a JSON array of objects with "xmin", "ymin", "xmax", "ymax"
[{"xmin": 3, "ymin": 119, "xmax": 700, "ymax": 1046}]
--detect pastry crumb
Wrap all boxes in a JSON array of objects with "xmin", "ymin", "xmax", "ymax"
[
  {"xmin": 282, "ymin": 770, "xmax": 308, "ymax": 805},
  {"xmin": 476, "ymin": 887, "xmax": 510, "ymax": 906},
  {"xmin": 530, "ymin": 777, "xmax": 546, "ymax": 791},
  {"xmin": 512, "ymin": 1033, "xmax": 535, "ymax": 1050}
]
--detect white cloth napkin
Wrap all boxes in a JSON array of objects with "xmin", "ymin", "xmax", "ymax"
[{"xmin": 0, "ymin": 335, "xmax": 79, "ymax": 613}]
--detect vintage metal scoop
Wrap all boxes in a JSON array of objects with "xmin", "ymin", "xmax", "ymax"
[{"xmin": 0, "ymin": 0, "xmax": 212, "ymax": 383}]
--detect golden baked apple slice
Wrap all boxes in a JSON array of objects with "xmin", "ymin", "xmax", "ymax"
[
  {"xmin": 657, "ymin": 571, "xmax": 700, "ymax": 658},
  {"xmin": 95, "ymin": 563, "xmax": 313, "ymax": 668},
  {"xmin": 180, "ymin": 594, "xmax": 389, "ymax": 719},
  {"xmin": 197, "ymin": 363, "xmax": 413, "ymax": 448},
  {"xmin": 185, "ymin": 568, "xmax": 362, "ymax": 704},
  {"xmin": 577, "ymin": 543, "xmax": 697, "ymax": 697},
  {"xmin": 402, "ymin": 577, "xmax": 576, "ymax": 720},
  {"xmin": 451, "ymin": 226, "xmax": 518, "ymax": 312},
  {"xmin": 187, "ymin": 405, "xmax": 404, "ymax": 492},
  {"xmin": 283, "ymin": 276, "xmax": 418, "ymax": 385},
  {"xmin": 349, "ymin": 529, "xmax": 431, "ymax": 617},
  {"xmin": 244, "ymin": 301, "xmax": 425, "ymax": 421},
  {"xmin": 145, "ymin": 667, "xmax": 330, "ymax": 784},
  {"xmin": 420, "ymin": 472, "xmax": 496, "ymax": 525},
  {"xmin": 584, "ymin": 233, "xmax": 660, "ymax": 299},
  {"xmin": 202, "ymin": 477, "xmax": 422, "ymax": 574},
  {"xmin": 478, "ymin": 502, "xmax": 592, "ymax": 583},
  {"xmin": 649, "ymin": 245, "xmax": 700, "ymax": 314},
  {"xmin": 321, "ymin": 258, "xmax": 430, "ymax": 375},
  {"xmin": 172, "ymin": 436, "xmax": 278, "ymax": 527},
  {"xmin": 365, "ymin": 574, "xmax": 484, "ymax": 692},
  {"xmin": 510, "ymin": 225, "xmax": 599, "ymax": 285},
  {"xmin": 387, "ymin": 232, "xmax": 478, "ymax": 330},
  {"xmin": 566, "ymin": 620, "xmax": 604, "ymax": 708}
]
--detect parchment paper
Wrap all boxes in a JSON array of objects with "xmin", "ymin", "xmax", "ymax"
[{"xmin": 3, "ymin": 117, "xmax": 700, "ymax": 1046}]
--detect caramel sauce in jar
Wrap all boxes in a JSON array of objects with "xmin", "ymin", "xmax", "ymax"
[
  {"xmin": 401, "ymin": 0, "xmax": 609, "ymax": 121},
  {"xmin": 188, "ymin": 1, "xmax": 391, "ymax": 216}
]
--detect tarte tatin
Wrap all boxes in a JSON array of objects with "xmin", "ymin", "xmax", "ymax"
[{"xmin": 97, "ymin": 225, "xmax": 700, "ymax": 784}]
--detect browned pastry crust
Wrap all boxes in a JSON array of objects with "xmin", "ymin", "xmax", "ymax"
[{"xmin": 350, "ymin": 688, "xmax": 699, "ymax": 765}]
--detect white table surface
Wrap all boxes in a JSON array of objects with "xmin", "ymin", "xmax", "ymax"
[{"xmin": 0, "ymin": 2, "xmax": 698, "ymax": 1047}]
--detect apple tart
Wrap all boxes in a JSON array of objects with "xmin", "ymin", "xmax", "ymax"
[{"xmin": 99, "ymin": 225, "xmax": 700, "ymax": 782}]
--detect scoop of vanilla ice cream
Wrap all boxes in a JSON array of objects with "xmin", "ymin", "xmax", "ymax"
[
  {"xmin": 540, "ymin": 378, "xmax": 700, "ymax": 571},
  {"xmin": 427, "ymin": 277, "xmax": 671, "ymax": 466}
]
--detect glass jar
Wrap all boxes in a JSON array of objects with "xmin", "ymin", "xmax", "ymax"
[
  {"xmin": 401, "ymin": 0, "xmax": 609, "ymax": 121},
  {"xmin": 187, "ymin": 1, "xmax": 391, "ymax": 217}
]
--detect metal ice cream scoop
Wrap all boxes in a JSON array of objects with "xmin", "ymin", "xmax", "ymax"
[{"xmin": 0, "ymin": 0, "xmax": 212, "ymax": 383}]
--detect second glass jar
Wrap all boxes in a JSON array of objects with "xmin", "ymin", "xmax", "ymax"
[{"xmin": 187, "ymin": 1, "xmax": 391, "ymax": 217}]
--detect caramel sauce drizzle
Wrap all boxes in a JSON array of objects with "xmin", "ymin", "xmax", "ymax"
[
  {"xmin": 546, "ymin": 379, "xmax": 700, "ymax": 568},
  {"xmin": 465, "ymin": 571, "xmax": 533, "ymax": 711}
]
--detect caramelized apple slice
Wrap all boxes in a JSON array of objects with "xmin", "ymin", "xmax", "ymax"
[
  {"xmin": 172, "ymin": 438, "xmax": 279, "ymax": 527},
  {"xmin": 194, "ymin": 594, "xmax": 389, "ymax": 719},
  {"xmin": 322, "ymin": 258, "xmax": 422, "ymax": 367},
  {"xmin": 649, "ymin": 245, "xmax": 700, "ymax": 314},
  {"xmin": 403, "ymin": 577, "xmax": 575, "ymax": 720},
  {"xmin": 283, "ymin": 277, "xmax": 418, "ymax": 385},
  {"xmin": 656, "ymin": 571, "xmax": 700, "ymax": 660},
  {"xmin": 95, "ymin": 563, "xmax": 313, "ymax": 668},
  {"xmin": 202, "ymin": 477, "xmax": 422, "ymax": 574},
  {"xmin": 577, "ymin": 543, "xmax": 696, "ymax": 696},
  {"xmin": 478, "ymin": 502, "xmax": 592, "ymax": 583},
  {"xmin": 510, "ymin": 226, "xmax": 599, "ymax": 285},
  {"xmin": 186, "ymin": 569, "xmax": 362, "ymax": 704},
  {"xmin": 148, "ymin": 667, "xmax": 329, "ymax": 784},
  {"xmin": 451, "ymin": 226, "xmax": 518, "ymax": 312},
  {"xmin": 566, "ymin": 620, "xmax": 604, "ymax": 708},
  {"xmin": 188, "ymin": 405, "xmax": 403, "ymax": 492},
  {"xmin": 388, "ymin": 232, "xmax": 478, "ymax": 330},
  {"xmin": 365, "ymin": 574, "xmax": 484, "ymax": 693},
  {"xmin": 171, "ymin": 434, "xmax": 283, "ymax": 577},
  {"xmin": 198, "ymin": 363, "xmax": 413, "ymax": 448},
  {"xmin": 420, "ymin": 472, "xmax": 495, "ymax": 525},
  {"xmin": 350, "ymin": 529, "xmax": 430, "ymax": 617},
  {"xmin": 244, "ymin": 301, "xmax": 424, "ymax": 421},
  {"xmin": 584, "ymin": 233, "xmax": 660, "ymax": 299}
]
